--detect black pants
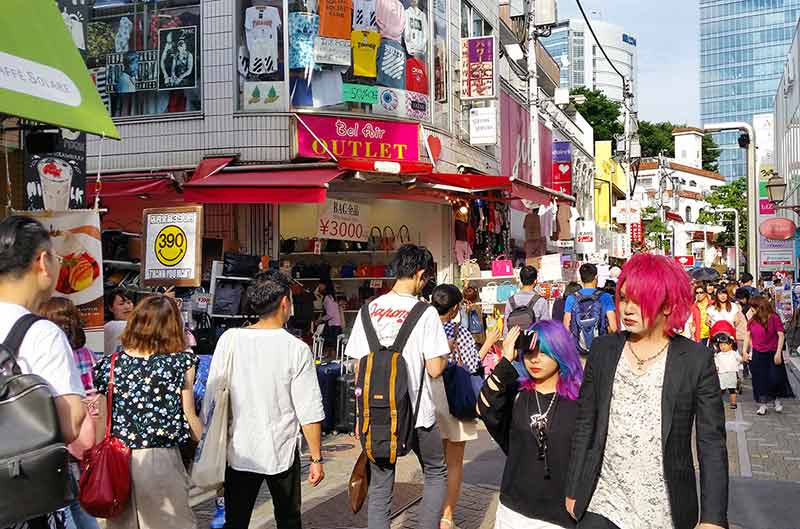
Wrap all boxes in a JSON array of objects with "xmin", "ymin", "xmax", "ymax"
[
  {"xmin": 223, "ymin": 451, "xmax": 302, "ymax": 529},
  {"xmin": 577, "ymin": 512, "xmax": 621, "ymax": 529}
]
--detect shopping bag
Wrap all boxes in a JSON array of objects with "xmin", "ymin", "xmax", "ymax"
[
  {"xmin": 442, "ymin": 362, "xmax": 481, "ymax": 421},
  {"xmin": 496, "ymin": 282, "xmax": 518, "ymax": 303},
  {"xmin": 481, "ymin": 282, "xmax": 498, "ymax": 304},
  {"xmin": 348, "ymin": 450, "xmax": 371, "ymax": 514},
  {"xmin": 79, "ymin": 354, "xmax": 132, "ymax": 518},
  {"xmin": 192, "ymin": 332, "xmax": 236, "ymax": 490},
  {"xmin": 491, "ymin": 255, "xmax": 514, "ymax": 277},
  {"xmin": 460, "ymin": 259, "xmax": 481, "ymax": 279}
]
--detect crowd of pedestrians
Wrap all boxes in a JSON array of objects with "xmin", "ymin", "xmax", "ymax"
[{"xmin": 2, "ymin": 212, "xmax": 794, "ymax": 529}]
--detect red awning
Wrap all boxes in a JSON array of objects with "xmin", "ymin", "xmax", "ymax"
[
  {"xmin": 337, "ymin": 158, "xmax": 433, "ymax": 175},
  {"xmin": 511, "ymin": 180, "xmax": 575, "ymax": 205},
  {"xmin": 86, "ymin": 174, "xmax": 179, "ymax": 201},
  {"xmin": 666, "ymin": 211, "xmax": 684, "ymax": 223},
  {"xmin": 184, "ymin": 166, "xmax": 345, "ymax": 204},
  {"xmin": 418, "ymin": 172, "xmax": 512, "ymax": 191},
  {"xmin": 193, "ymin": 157, "xmax": 235, "ymax": 180}
]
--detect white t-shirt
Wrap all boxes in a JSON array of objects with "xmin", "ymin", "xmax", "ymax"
[
  {"xmin": 203, "ymin": 328, "xmax": 325, "ymax": 475},
  {"xmin": 707, "ymin": 303, "xmax": 741, "ymax": 328},
  {"xmin": 403, "ymin": 6, "xmax": 428, "ymax": 57},
  {"xmin": 0, "ymin": 301, "xmax": 83, "ymax": 397},
  {"xmin": 353, "ymin": 0, "xmax": 377, "ymax": 30},
  {"xmin": 345, "ymin": 292, "xmax": 449, "ymax": 429},
  {"xmin": 245, "ymin": 6, "xmax": 282, "ymax": 75}
]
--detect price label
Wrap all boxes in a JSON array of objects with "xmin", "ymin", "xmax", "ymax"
[
  {"xmin": 370, "ymin": 280, "xmax": 383, "ymax": 288},
  {"xmin": 316, "ymin": 199, "xmax": 370, "ymax": 242}
]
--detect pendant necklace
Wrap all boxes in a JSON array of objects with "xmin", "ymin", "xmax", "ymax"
[
  {"xmin": 527, "ymin": 390, "xmax": 557, "ymax": 480},
  {"xmin": 628, "ymin": 339, "xmax": 669, "ymax": 369}
]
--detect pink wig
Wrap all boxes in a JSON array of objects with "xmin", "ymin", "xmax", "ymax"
[{"xmin": 616, "ymin": 253, "xmax": 693, "ymax": 336}]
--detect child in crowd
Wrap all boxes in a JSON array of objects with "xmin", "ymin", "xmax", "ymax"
[{"xmin": 710, "ymin": 321, "xmax": 742, "ymax": 409}]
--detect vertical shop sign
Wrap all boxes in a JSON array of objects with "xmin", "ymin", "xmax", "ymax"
[
  {"xmin": 316, "ymin": 199, "xmax": 371, "ymax": 242},
  {"xmin": 630, "ymin": 221, "xmax": 643, "ymax": 245},
  {"xmin": 500, "ymin": 91, "xmax": 530, "ymax": 182},
  {"xmin": 142, "ymin": 206, "xmax": 203, "ymax": 287},
  {"xmin": 538, "ymin": 123, "xmax": 553, "ymax": 188},
  {"xmin": 158, "ymin": 26, "xmax": 197, "ymax": 90},
  {"xmin": 575, "ymin": 220, "xmax": 596, "ymax": 254},
  {"xmin": 24, "ymin": 127, "xmax": 87, "ymax": 211},
  {"xmin": 460, "ymin": 36, "xmax": 497, "ymax": 100},
  {"xmin": 552, "ymin": 141, "xmax": 572, "ymax": 195},
  {"xmin": 469, "ymin": 107, "xmax": 496, "ymax": 145}
]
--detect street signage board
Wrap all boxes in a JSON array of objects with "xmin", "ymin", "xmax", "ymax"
[
  {"xmin": 674, "ymin": 255, "xmax": 695, "ymax": 267},
  {"xmin": 316, "ymin": 198, "xmax": 370, "ymax": 242},
  {"xmin": 142, "ymin": 206, "xmax": 203, "ymax": 287}
]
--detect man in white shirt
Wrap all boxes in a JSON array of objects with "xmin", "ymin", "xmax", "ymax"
[
  {"xmin": 0, "ymin": 216, "xmax": 85, "ymax": 528},
  {"xmin": 204, "ymin": 270, "xmax": 325, "ymax": 529},
  {"xmin": 345, "ymin": 244, "xmax": 449, "ymax": 529}
]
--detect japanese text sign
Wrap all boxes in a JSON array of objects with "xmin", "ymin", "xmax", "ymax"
[
  {"xmin": 142, "ymin": 206, "xmax": 203, "ymax": 287},
  {"xmin": 460, "ymin": 36, "xmax": 497, "ymax": 100},
  {"xmin": 296, "ymin": 114, "xmax": 420, "ymax": 161},
  {"xmin": 316, "ymin": 199, "xmax": 371, "ymax": 242}
]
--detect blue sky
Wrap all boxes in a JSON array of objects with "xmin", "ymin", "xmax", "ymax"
[{"xmin": 558, "ymin": 0, "xmax": 700, "ymax": 125}]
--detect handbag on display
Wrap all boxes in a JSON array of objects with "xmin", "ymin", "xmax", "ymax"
[
  {"xmin": 223, "ymin": 252, "xmax": 260, "ymax": 277},
  {"xmin": 295, "ymin": 238, "xmax": 312, "ymax": 253},
  {"xmin": 192, "ymin": 332, "xmax": 236, "ymax": 490},
  {"xmin": 397, "ymin": 225, "xmax": 411, "ymax": 248},
  {"xmin": 193, "ymin": 313, "xmax": 217, "ymax": 356},
  {"xmin": 460, "ymin": 259, "xmax": 481, "ymax": 279},
  {"xmin": 491, "ymin": 254, "xmax": 514, "ymax": 277},
  {"xmin": 481, "ymin": 282, "xmax": 499, "ymax": 304},
  {"xmin": 371, "ymin": 264, "xmax": 386, "ymax": 278},
  {"xmin": 382, "ymin": 226, "xmax": 396, "ymax": 251},
  {"xmin": 485, "ymin": 307, "xmax": 503, "ymax": 333},
  {"xmin": 368, "ymin": 227, "xmax": 383, "ymax": 251},
  {"xmin": 356, "ymin": 264, "xmax": 370, "ymax": 278},
  {"xmin": 340, "ymin": 263, "xmax": 356, "ymax": 278},
  {"xmin": 213, "ymin": 283, "xmax": 244, "ymax": 315},
  {"xmin": 496, "ymin": 282, "xmax": 519, "ymax": 303},
  {"xmin": 348, "ymin": 450, "xmax": 370, "ymax": 513},
  {"xmin": 280, "ymin": 237, "xmax": 296, "ymax": 255},
  {"xmin": 325, "ymin": 239, "xmax": 342, "ymax": 252},
  {"xmin": 79, "ymin": 353, "xmax": 132, "ymax": 518}
]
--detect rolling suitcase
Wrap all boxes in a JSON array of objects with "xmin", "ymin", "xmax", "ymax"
[
  {"xmin": 316, "ymin": 363, "xmax": 338, "ymax": 434},
  {"xmin": 333, "ymin": 334, "xmax": 357, "ymax": 434}
]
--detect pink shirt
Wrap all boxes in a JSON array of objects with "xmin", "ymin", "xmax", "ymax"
[
  {"xmin": 322, "ymin": 295, "xmax": 342, "ymax": 327},
  {"xmin": 748, "ymin": 313, "xmax": 784, "ymax": 352},
  {"xmin": 376, "ymin": 0, "xmax": 405, "ymax": 41}
]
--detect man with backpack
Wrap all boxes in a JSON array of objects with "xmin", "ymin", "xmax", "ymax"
[
  {"xmin": 345, "ymin": 244, "xmax": 449, "ymax": 529},
  {"xmin": 503, "ymin": 265, "xmax": 550, "ymax": 333},
  {"xmin": 563, "ymin": 263, "xmax": 618, "ymax": 355},
  {"xmin": 0, "ymin": 216, "xmax": 86, "ymax": 528}
]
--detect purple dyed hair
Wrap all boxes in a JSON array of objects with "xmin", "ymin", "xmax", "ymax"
[
  {"xmin": 518, "ymin": 319, "xmax": 584, "ymax": 400},
  {"xmin": 615, "ymin": 253, "xmax": 693, "ymax": 336}
]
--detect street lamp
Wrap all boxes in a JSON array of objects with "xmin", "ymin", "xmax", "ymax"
[{"xmin": 766, "ymin": 173, "xmax": 800, "ymax": 214}]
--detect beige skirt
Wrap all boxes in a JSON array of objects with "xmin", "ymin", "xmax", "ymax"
[
  {"xmin": 431, "ymin": 376, "xmax": 478, "ymax": 442},
  {"xmin": 107, "ymin": 447, "xmax": 196, "ymax": 529}
]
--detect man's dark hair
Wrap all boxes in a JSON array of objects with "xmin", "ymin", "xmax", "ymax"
[
  {"xmin": 520, "ymin": 265, "xmax": 538, "ymax": 286},
  {"xmin": 393, "ymin": 244, "xmax": 434, "ymax": 280},
  {"xmin": 431, "ymin": 284, "xmax": 462, "ymax": 315},
  {"xmin": 579, "ymin": 263, "xmax": 598, "ymax": 284},
  {"xmin": 740, "ymin": 272, "xmax": 754, "ymax": 284},
  {"xmin": 564, "ymin": 281, "xmax": 581, "ymax": 298},
  {"xmin": 0, "ymin": 215, "xmax": 51, "ymax": 279},
  {"xmin": 247, "ymin": 270, "xmax": 291, "ymax": 316},
  {"xmin": 734, "ymin": 287, "xmax": 750, "ymax": 301}
]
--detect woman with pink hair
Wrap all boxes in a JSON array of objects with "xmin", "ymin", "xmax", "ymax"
[{"xmin": 565, "ymin": 253, "xmax": 728, "ymax": 529}]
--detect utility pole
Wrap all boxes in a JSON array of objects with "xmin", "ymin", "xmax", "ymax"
[{"xmin": 528, "ymin": 0, "xmax": 540, "ymax": 186}]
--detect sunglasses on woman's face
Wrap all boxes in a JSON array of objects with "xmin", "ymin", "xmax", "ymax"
[{"xmin": 695, "ymin": 290, "xmax": 705, "ymax": 296}]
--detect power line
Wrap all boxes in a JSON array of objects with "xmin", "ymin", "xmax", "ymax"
[{"xmin": 574, "ymin": 0, "xmax": 629, "ymax": 95}]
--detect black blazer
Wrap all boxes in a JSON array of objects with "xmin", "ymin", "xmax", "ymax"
[{"xmin": 565, "ymin": 332, "xmax": 729, "ymax": 529}]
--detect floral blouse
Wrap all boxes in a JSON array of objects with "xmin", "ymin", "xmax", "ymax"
[{"xmin": 93, "ymin": 351, "xmax": 198, "ymax": 449}]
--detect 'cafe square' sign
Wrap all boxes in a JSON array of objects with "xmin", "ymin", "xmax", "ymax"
[{"xmin": 295, "ymin": 115, "xmax": 420, "ymax": 161}]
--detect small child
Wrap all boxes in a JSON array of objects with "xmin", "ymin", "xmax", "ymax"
[{"xmin": 709, "ymin": 321, "xmax": 742, "ymax": 409}]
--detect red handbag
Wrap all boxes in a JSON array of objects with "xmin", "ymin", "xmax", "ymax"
[{"xmin": 79, "ymin": 353, "xmax": 132, "ymax": 518}]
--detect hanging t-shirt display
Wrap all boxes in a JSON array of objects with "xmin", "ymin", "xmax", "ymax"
[
  {"xmin": 376, "ymin": 39, "xmax": 406, "ymax": 88},
  {"xmin": 312, "ymin": 69, "xmax": 345, "ymax": 106},
  {"xmin": 352, "ymin": 0, "xmax": 377, "ymax": 30},
  {"xmin": 405, "ymin": 57, "xmax": 428, "ymax": 93},
  {"xmin": 245, "ymin": 6, "xmax": 282, "ymax": 75},
  {"xmin": 403, "ymin": 5, "xmax": 428, "ymax": 57},
  {"xmin": 351, "ymin": 30, "xmax": 380, "ymax": 78},
  {"xmin": 376, "ymin": 0, "xmax": 406, "ymax": 41},
  {"xmin": 288, "ymin": 12, "xmax": 319, "ymax": 70},
  {"xmin": 290, "ymin": 75, "xmax": 314, "ymax": 106},
  {"xmin": 319, "ymin": 0, "xmax": 353, "ymax": 40}
]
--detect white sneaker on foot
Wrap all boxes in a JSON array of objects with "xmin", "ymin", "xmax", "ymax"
[
  {"xmin": 775, "ymin": 400, "xmax": 784, "ymax": 413},
  {"xmin": 757, "ymin": 405, "xmax": 768, "ymax": 416}
]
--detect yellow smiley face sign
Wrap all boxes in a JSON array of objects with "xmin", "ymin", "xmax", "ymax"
[{"xmin": 155, "ymin": 225, "xmax": 187, "ymax": 267}]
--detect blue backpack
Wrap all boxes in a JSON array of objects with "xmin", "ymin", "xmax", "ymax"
[{"xmin": 569, "ymin": 290, "xmax": 609, "ymax": 355}]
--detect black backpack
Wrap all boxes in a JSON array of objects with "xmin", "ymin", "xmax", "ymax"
[
  {"xmin": 356, "ymin": 301, "xmax": 427, "ymax": 465},
  {"xmin": 506, "ymin": 294, "xmax": 540, "ymax": 331},
  {"xmin": 0, "ymin": 314, "xmax": 70, "ymax": 526}
]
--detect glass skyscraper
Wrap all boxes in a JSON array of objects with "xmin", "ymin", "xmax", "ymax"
[{"xmin": 700, "ymin": 0, "xmax": 800, "ymax": 181}]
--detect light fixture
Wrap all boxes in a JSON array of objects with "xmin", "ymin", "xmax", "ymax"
[
  {"xmin": 767, "ymin": 174, "xmax": 787, "ymax": 204},
  {"xmin": 504, "ymin": 43, "xmax": 524, "ymax": 62},
  {"xmin": 459, "ymin": 205, "xmax": 469, "ymax": 215}
]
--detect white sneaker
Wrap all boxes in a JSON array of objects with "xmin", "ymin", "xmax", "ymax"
[
  {"xmin": 757, "ymin": 405, "xmax": 768, "ymax": 416},
  {"xmin": 775, "ymin": 400, "xmax": 784, "ymax": 413}
]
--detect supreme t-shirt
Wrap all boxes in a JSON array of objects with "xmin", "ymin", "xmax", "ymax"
[
  {"xmin": 351, "ymin": 30, "xmax": 381, "ymax": 78},
  {"xmin": 376, "ymin": 39, "xmax": 406, "ymax": 88},
  {"xmin": 405, "ymin": 57, "xmax": 428, "ymax": 93},
  {"xmin": 403, "ymin": 5, "xmax": 428, "ymax": 57},
  {"xmin": 319, "ymin": 0, "xmax": 353, "ymax": 39}
]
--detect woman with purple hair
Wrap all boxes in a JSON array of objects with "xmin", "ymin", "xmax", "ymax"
[{"xmin": 478, "ymin": 319, "xmax": 584, "ymax": 528}]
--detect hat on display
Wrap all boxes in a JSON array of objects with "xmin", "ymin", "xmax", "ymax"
[{"xmin": 709, "ymin": 320, "xmax": 736, "ymax": 343}]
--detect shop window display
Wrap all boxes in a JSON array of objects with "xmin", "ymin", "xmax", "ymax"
[
  {"xmin": 237, "ymin": 0, "xmax": 434, "ymax": 122},
  {"xmin": 87, "ymin": 0, "xmax": 202, "ymax": 118},
  {"xmin": 432, "ymin": 0, "xmax": 448, "ymax": 131}
]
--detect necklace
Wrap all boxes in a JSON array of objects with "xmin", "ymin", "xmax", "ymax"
[
  {"xmin": 526, "ymin": 391, "xmax": 557, "ymax": 480},
  {"xmin": 628, "ymin": 339, "xmax": 669, "ymax": 369},
  {"xmin": 530, "ymin": 391, "xmax": 557, "ymax": 431}
]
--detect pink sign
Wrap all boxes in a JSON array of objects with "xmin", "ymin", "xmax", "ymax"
[
  {"xmin": 760, "ymin": 198, "xmax": 776, "ymax": 215},
  {"xmin": 500, "ymin": 92, "xmax": 531, "ymax": 182},
  {"xmin": 296, "ymin": 114, "xmax": 420, "ymax": 161}
]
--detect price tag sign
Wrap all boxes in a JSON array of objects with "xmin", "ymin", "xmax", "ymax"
[
  {"xmin": 142, "ymin": 205, "xmax": 203, "ymax": 287},
  {"xmin": 370, "ymin": 279, "xmax": 383, "ymax": 288},
  {"xmin": 316, "ymin": 199, "xmax": 371, "ymax": 242}
]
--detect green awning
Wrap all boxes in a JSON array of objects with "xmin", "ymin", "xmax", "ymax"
[{"xmin": 0, "ymin": 0, "xmax": 120, "ymax": 139}]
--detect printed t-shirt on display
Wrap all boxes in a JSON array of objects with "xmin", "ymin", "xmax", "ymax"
[
  {"xmin": 312, "ymin": 69, "xmax": 345, "ymax": 106},
  {"xmin": 403, "ymin": 6, "xmax": 428, "ymax": 57},
  {"xmin": 376, "ymin": 0, "xmax": 406, "ymax": 41},
  {"xmin": 352, "ymin": 0, "xmax": 377, "ymax": 30},
  {"xmin": 319, "ymin": 0, "xmax": 353, "ymax": 39},
  {"xmin": 405, "ymin": 57, "xmax": 428, "ymax": 93},
  {"xmin": 290, "ymin": 75, "xmax": 314, "ymax": 106},
  {"xmin": 288, "ymin": 12, "xmax": 319, "ymax": 70},
  {"xmin": 376, "ymin": 39, "xmax": 406, "ymax": 89},
  {"xmin": 245, "ymin": 5, "xmax": 282, "ymax": 75},
  {"xmin": 351, "ymin": 30, "xmax": 381, "ymax": 78}
]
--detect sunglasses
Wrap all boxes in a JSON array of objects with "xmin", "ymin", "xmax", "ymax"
[{"xmin": 695, "ymin": 291, "xmax": 705, "ymax": 295}]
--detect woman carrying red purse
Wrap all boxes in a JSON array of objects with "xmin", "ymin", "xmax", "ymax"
[{"xmin": 92, "ymin": 295, "xmax": 203, "ymax": 529}]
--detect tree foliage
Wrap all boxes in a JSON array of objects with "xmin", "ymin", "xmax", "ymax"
[
  {"xmin": 696, "ymin": 177, "xmax": 747, "ymax": 252},
  {"xmin": 637, "ymin": 121, "xmax": 721, "ymax": 172},
  {"xmin": 641, "ymin": 206, "xmax": 671, "ymax": 252},
  {"xmin": 570, "ymin": 87, "xmax": 623, "ymax": 142}
]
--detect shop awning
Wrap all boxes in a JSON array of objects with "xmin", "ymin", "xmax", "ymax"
[
  {"xmin": 0, "ymin": 0, "xmax": 119, "ymax": 139},
  {"xmin": 418, "ymin": 172, "xmax": 512, "ymax": 192},
  {"xmin": 511, "ymin": 180, "xmax": 576, "ymax": 205},
  {"xmin": 666, "ymin": 211, "xmax": 684, "ymax": 223},
  {"xmin": 184, "ymin": 164, "xmax": 345, "ymax": 204},
  {"xmin": 87, "ymin": 173, "xmax": 177, "ymax": 201},
  {"xmin": 337, "ymin": 158, "xmax": 434, "ymax": 176}
]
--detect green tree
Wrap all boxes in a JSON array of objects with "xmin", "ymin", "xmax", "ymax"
[
  {"xmin": 641, "ymin": 206, "xmax": 671, "ymax": 252},
  {"xmin": 637, "ymin": 121, "xmax": 721, "ymax": 172},
  {"xmin": 570, "ymin": 87, "xmax": 623, "ymax": 142},
  {"xmin": 696, "ymin": 177, "xmax": 747, "ymax": 252}
]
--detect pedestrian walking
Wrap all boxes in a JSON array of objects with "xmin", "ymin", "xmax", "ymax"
[
  {"xmin": 565, "ymin": 253, "xmax": 728, "ymax": 529},
  {"xmin": 204, "ymin": 270, "xmax": 325, "ymax": 529},
  {"xmin": 739, "ymin": 272, "xmax": 760, "ymax": 298},
  {"xmin": 92, "ymin": 294, "xmax": 203, "ymax": 529},
  {"xmin": 551, "ymin": 282, "xmax": 581, "ymax": 326},
  {"xmin": 479, "ymin": 320, "xmax": 583, "ymax": 528},
  {"xmin": 503, "ymin": 266, "xmax": 551, "ymax": 334},
  {"xmin": 0, "ymin": 216, "xmax": 85, "ymax": 529},
  {"xmin": 345, "ymin": 244, "xmax": 449, "ymax": 529},
  {"xmin": 103, "ymin": 288, "xmax": 133, "ymax": 354},
  {"xmin": 563, "ymin": 264, "xmax": 617, "ymax": 355},
  {"xmin": 690, "ymin": 282, "xmax": 712, "ymax": 343},
  {"xmin": 430, "ymin": 285, "xmax": 500, "ymax": 529},
  {"xmin": 39, "ymin": 297, "xmax": 101, "ymax": 529},
  {"xmin": 707, "ymin": 284, "xmax": 741, "ymax": 327},
  {"xmin": 734, "ymin": 287, "xmax": 753, "ymax": 378},
  {"xmin": 743, "ymin": 295, "xmax": 795, "ymax": 416},
  {"xmin": 709, "ymin": 321, "xmax": 742, "ymax": 410}
]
